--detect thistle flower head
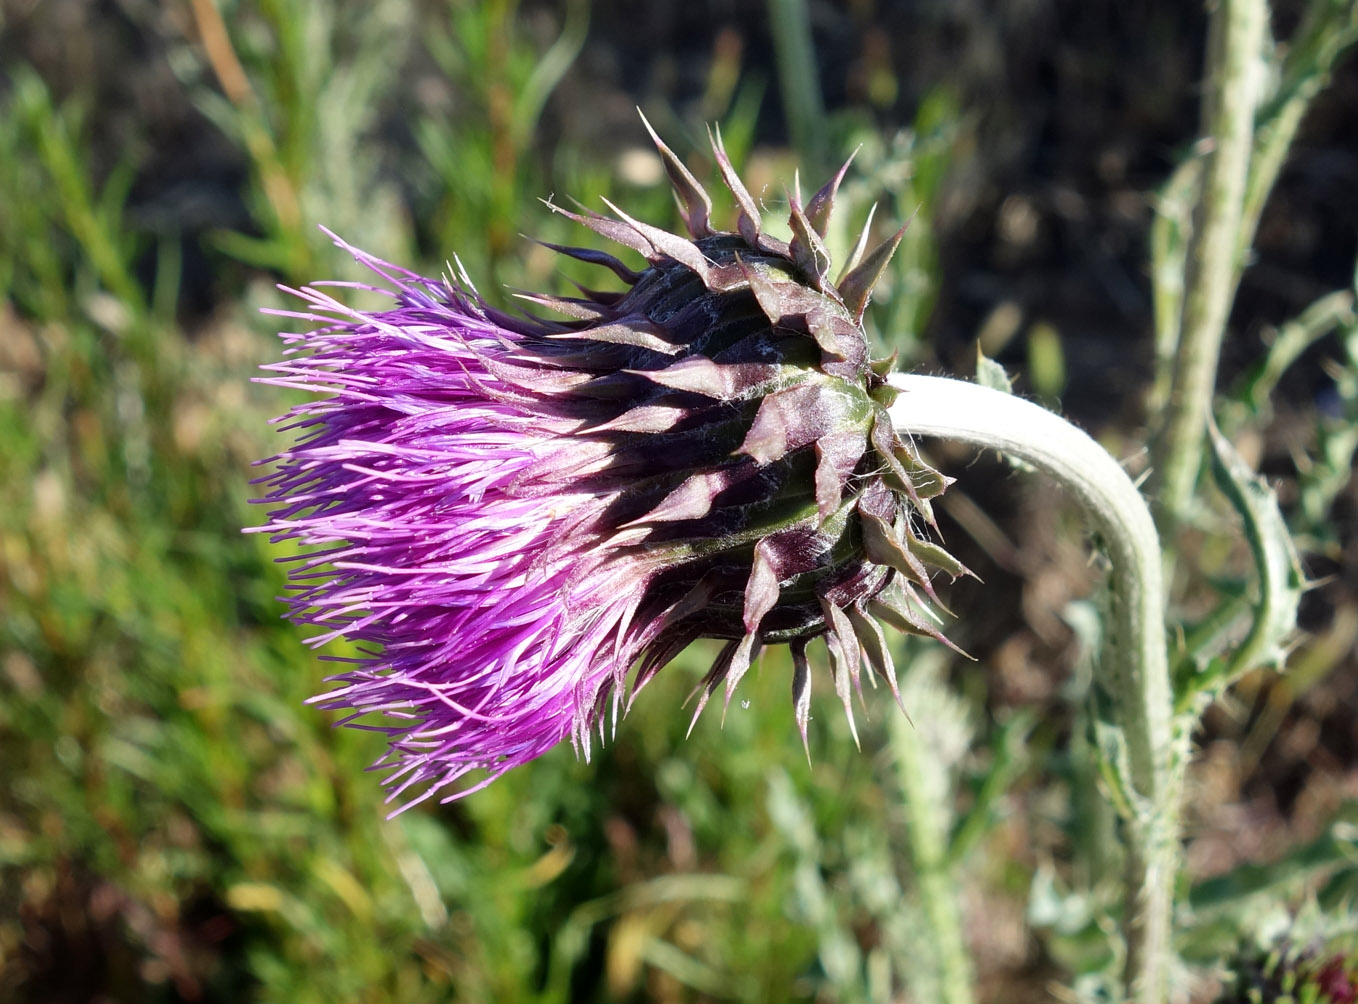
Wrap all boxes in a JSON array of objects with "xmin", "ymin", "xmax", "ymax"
[
  {"xmin": 1229, "ymin": 945, "xmax": 1357, "ymax": 1003},
  {"xmin": 253, "ymin": 119, "xmax": 966, "ymax": 807}
]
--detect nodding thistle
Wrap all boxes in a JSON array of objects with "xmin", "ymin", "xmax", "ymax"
[{"xmin": 252, "ymin": 117, "xmax": 967, "ymax": 808}]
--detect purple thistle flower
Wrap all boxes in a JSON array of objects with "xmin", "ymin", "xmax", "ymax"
[{"xmin": 252, "ymin": 120, "xmax": 967, "ymax": 809}]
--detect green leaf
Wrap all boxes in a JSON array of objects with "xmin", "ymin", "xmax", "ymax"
[
  {"xmin": 1179, "ymin": 422, "xmax": 1305, "ymax": 708},
  {"xmin": 974, "ymin": 345, "xmax": 1014, "ymax": 394},
  {"xmin": 1188, "ymin": 816, "xmax": 1358, "ymax": 918},
  {"xmin": 1236, "ymin": 289, "xmax": 1355, "ymax": 414},
  {"xmin": 1180, "ymin": 808, "xmax": 1358, "ymax": 962},
  {"xmin": 972, "ymin": 348, "xmax": 1039, "ymax": 475}
]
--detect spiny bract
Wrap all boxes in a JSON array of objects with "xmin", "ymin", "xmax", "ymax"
[{"xmin": 253, "ymin": 118, "xmax": 966, "ymax": 808}]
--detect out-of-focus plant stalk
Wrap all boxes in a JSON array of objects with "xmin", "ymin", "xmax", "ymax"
[
  {"xmin": 1153, "ymin": 0, "xmax": 1267, "ymax": 529},
  {"xmin": 1147, "ymin": 157, "xmax": 1202, "ymax": 419},
  {"xmin": 189, "ymin": 0, "xmax": 306, "ymax": 274},
  {"xmin": 1152, "ymin": 1, "xmax": 1358, "ymax": 428},
  {"xmin": 891, "ymin": 696, "xmax": 974, "ymax": 1004},
  {"xmin": 889, "ymin": 375, "xmax": 1184, "ymax": 1004},
  {"xmin": 766, "ymin": 0, "xmax": 826, "ymax": 166}
]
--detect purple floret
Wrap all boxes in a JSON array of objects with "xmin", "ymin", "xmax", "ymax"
[{"xmin": 253, "ymin": 238, "xmax": 661, "ymax": 808}]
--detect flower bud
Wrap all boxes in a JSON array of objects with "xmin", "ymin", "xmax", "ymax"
[{"xmin": 253, "ymin": 119, "xmax": 966, "ymax": 807}]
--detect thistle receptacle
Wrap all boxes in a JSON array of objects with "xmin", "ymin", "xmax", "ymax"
[{"xmin": 252, "ymin": 118, "xmax": 965, "ymax": 807}]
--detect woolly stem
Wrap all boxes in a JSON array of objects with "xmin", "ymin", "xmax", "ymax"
[
  {"xmin": 888, "ymin": 374, "xmax": 1183, "ymax": 1004},
  {"xmin": 890, "ymin": 682, "xmax": 974, "ymax": 1004},
  {"xmin": 1151, "ymin": 0, "xmax": 1266, "ymax": 529}
]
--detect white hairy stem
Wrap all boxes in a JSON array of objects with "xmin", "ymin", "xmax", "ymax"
[{"xmin": 889, "ymin": 373, "xmax": 1184, "ymax": 1004}]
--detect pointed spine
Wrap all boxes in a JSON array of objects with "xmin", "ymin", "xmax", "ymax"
[
  {"xmin": 708, "ymin": 124, "xmax": 763, "ymax": 247},
  {"xmin": 791, "ymin": 639, "xmax": 813, "ymax": 763},
  {"xmin": 787, "ymin": 191, "xmax": 832, "ymax": 289},
  {"xmin": 638, "ymin": 109, "xmax": 714, "ymax": 238},
  {"xmin": 531, "ymin": 238, "xmax": 642, "ymax": 283},
  {"xmin": 820, "ymin": 598, "xmax": 862, "ymax": 749},
  {"xmin": 599, "ymin": 197, "xmax": 714, "ymax": 282},
  {"xmin": 542, "ymin": 199, "xmax": 657, "ymax": 258},
  {"xmin": 837, "ymin": 223, "xmax": 907, "ymax": 321},
  {"xmin": 837, "ymin": 203, "xmax": 878, "ymax": 281},
  {"xmin": 806, "ymin": 151, "xmax": 857, "ymax": 237}
]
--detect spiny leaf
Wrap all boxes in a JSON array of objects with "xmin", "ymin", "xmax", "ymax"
[
  {"xmin": 1179, "ymin": 422, "xmax": 1306, "ymax": 707},
  {"xmin": 974, "ymin": 345, "xmax": 1015, "ymax": 394}
]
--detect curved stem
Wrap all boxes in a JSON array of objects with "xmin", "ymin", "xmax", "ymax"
[{"xmin": 888, "ymin": 374, "xmax": 1183, "ymax": 1004}]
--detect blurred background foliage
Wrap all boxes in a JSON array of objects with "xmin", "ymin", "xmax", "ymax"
[{"xmin": 1, "ymin": 1, "xmax": 1356, "ymax": 1001}]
